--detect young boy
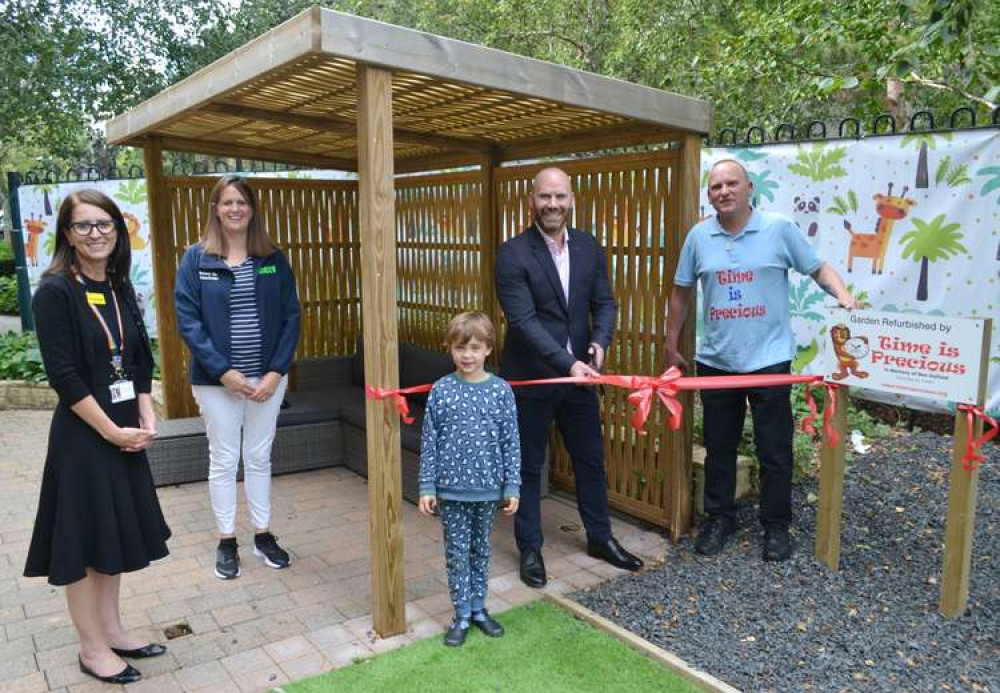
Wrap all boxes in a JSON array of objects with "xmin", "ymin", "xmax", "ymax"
[{"xmin": 418, "ymin": 312, "xmax": 521, "ymax": 647}]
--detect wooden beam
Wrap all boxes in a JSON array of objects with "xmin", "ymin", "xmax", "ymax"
[
  {"xmin": 665, "ymin": 133, "xmax": 701, "ymax": 540},
  {"xmin": 357, "ymin": 64, "xmax": 406, "ymax": 637},
  {"xmin": 143, "ymin": 138, "xmax": 184, "ymax": 419},
  {"xmin": 499, "ymin": 124, "xmax": 681, "ymax": 162},
  {"xmin": 153, "ymin": 135, "xmax": 357, "ymax": 172},
  {"xmin": 201, "ymin": 102, "xmax": 491, "ymax": 154},
  {"xmin": 479, "ymin": 150, "xmax": 501, "ymax": 353},
  {"xmin": 107, "ymin": 8, "xmax": 323, "ymax": 145},
  {"xmin": 815, "ymin": 386, "xmax": 848, "ymax": 569},
  {"xmin": 395, "ymin": 151, "xmax": 482, "ymax": 175},
  {"xmin": 318, "ymin": 9, "xmax": 712, "ymax": 134}
]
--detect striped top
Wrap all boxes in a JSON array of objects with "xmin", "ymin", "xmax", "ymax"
[{"xmin": 229, "ymin": 258, "xmax": 262, "ymax": 377}]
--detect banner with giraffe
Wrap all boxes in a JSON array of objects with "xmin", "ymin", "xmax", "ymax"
[{"xmin": 702, "ymin": 129, "xmax": 1000, "ymax": 416}]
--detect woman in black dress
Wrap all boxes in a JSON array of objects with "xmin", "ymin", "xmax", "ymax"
[{"xmin": 23, "ymin": 190, "xmax": 171, "ymax": 684}]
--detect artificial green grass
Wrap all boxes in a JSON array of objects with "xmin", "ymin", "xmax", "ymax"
[{"xmin": 281, "ymin": 600, "xmax": 701, "ymax": 693}]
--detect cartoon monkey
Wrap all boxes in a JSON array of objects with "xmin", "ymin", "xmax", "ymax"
[{"xmin": 829, "ymin": 324, "xmax": 869, "ymax": 380}]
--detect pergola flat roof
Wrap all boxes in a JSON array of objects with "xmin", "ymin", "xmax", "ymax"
[{"xmin": 106, "ymin": 7, "xmax": 712, "ymax": 171}]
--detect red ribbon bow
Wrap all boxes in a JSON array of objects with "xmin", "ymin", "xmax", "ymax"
[
  {"xmin": 956, "ymin": 404, "xmax": 998, "ymax": 470},
  {"xmin": 364, "ymin": 383, "xmax": 431, "ymax": 425},
  {"xmin": 624, "ymin": 368, "xmax": 684, "ymax": 433},
  {"xmin": 801, "ymin": 381, "xmax": 842, "ymax": 448}
]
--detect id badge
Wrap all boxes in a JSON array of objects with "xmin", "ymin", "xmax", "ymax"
[{"xmin": 110, "ymin": 379, "xmax": 136, "ymax": 403}]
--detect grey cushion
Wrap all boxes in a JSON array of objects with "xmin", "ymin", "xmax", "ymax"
[
  {"xmin": 400, "ymin": 343, "xmax": 453, "ymax": 389},
  {"xmin": 351, "ymin": 335, "xmax": 406, "ymax": 387}
]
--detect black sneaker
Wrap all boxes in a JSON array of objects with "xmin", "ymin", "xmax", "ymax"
[
  {"xmin": 443, "ymin": 619, "xmax": 470, "ymax": 647},
  {"xmin": 215, "ymin": 538, "xmax": 241, "ymax": 580},
  {"xmin": 694, "ymin": 517, "xmax": 735, "ymax": 556},
  {"xmin": 253, "ymin": 532, "xmax": 290, "ymax": 569},
  {"xmin": 763, "ymin": 526, "xmax": 793, "ymax": 562},
  {"xmin": 471, "ymin": 609, "xmax": 504, "ymax": 637}
]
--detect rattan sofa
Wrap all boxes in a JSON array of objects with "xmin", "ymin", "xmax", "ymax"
[{"xmin": 147, "ymin": 341, "xmax": 455, "ymax": 504}]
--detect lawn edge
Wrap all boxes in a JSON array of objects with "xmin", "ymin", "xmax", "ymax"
[{"xmin": 544, "ymin": 592, "xmax": 741, "ymax": 693}]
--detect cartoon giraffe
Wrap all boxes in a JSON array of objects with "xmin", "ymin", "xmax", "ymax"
[
  {"xmin": 24, "ymin": 216, "xmax": 47, "ymax": 267},
  {"xmin": 842, "ymin": 183, "xmax": 916, "ymax": 274}
]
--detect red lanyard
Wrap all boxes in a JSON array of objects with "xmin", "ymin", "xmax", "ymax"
[{"xmin": 76, "ymin": 274, "xmax": 125, "ymax": 376}]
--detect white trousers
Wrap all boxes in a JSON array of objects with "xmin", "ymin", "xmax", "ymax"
[{"xmin": 192, "ymin": 375, "xmax": 288, "ymax": 535}]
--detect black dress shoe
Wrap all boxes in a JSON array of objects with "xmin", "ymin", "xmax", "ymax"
[
  {"xmin": 763, "ymin": 527, "xmax": 792, "ymax": 562},
  {"xmin": 443, "ymin": 619, "xmax": 470, "ymax": 647},
  {"xmin": 694, "ymin": 517, "xmax": 735, "ymax": 556},
  {"xmin": 519, "ymin": 549, "xmax": 547, "ymax": 588},
  {"xmin": 471, "ymin": 609, "xmax": 505, "ymax": 637},
  {"xmin": 79, "ymin": 656, "xmax": 142, "ymax": 684},
  {"xmin": 586, "ymin": 537, "xmax": 643, "ymax": 571},
  {"xmin": 111, "ymin": 643, "xmax": 167, "ymax": 658}
]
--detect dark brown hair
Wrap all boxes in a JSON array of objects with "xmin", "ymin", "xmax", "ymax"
[
  {"xmin": 444, "ymin": 311, "xmax": 495, "ymax": 349},
  {"xmin": 200, "ymin": 175, "xmax": 276, "ymax": 257},
  {"xmin": 43, "ymin": 189, "xmax": 132, "ymax": 289}
]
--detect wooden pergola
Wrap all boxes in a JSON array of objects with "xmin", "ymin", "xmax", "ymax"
[{"xmin": 107, "ymin": 7, "xmax": 711, "ymax": 636}]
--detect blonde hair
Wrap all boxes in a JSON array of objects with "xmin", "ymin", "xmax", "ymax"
[{"xmin": 444, "ymin": 312, "xmax": 495, "ymax": 349}]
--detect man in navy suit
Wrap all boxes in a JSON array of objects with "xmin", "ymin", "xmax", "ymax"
[{"xmin": 495, "ymin": 167, "xmax": 643, "ymax": 588}]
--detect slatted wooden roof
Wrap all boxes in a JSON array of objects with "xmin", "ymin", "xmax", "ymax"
[{"xmin": 106, "ymin": 7, "xmax": 712, "ymax": 172}]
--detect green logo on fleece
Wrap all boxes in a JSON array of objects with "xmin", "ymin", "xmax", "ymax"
[{"xmin": 258, "ymin": 265, "xmax": 277, "ymax": 275}]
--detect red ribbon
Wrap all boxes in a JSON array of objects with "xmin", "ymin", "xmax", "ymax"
[
  {"xmin": 800, "ymin": 382, "xmax": 843, "ymax": 448},
  {"xmin": 368, "ymin": 370, "xmax": 831, "ymax": 441},
  {"xmin": 364, "ymin": 383, "xmax": 430, "ymax": 424},
  {"xmin": 956, "ymin": 404, "xmax": 998, "ymax": 470}
]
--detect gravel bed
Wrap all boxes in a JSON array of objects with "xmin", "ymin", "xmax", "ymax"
[{"xmin": 574, "ymin": 430, "xmax": 999, "ymax": 692}]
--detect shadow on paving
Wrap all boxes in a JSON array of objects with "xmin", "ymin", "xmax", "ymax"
[{"xmin": 573, "ymin": 430, "xmax": 999, "ymax": 692}]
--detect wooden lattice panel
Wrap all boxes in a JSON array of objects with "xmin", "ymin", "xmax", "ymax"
[
  {"xmin": 395, "ymin": 171, "xmax": 485, "ymax": 349},
  {"xmin": 496, "ymin": 151, "xmax": 682, "ymax": 526}
]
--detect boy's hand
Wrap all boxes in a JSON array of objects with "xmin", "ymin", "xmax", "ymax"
[
  {"xmin": 418, "ymin": 495, "xmax": 438, "ymax": 516},
  {"xmin": 502, "ymin": 497, "xmax": 519, "ymax": 515}
]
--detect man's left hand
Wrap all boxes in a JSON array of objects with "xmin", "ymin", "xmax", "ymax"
[
  {"xmin": 249, "ymin": 372, "xmax": 282, "ymax": 402},
  {"xmin": 838, "ymin": 294, "xmax": 861, "ymax": 309}
]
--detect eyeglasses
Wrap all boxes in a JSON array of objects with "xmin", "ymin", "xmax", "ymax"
[{"xmin": 69, "ymin": 220, "xmax": 116, "ymax": 236}]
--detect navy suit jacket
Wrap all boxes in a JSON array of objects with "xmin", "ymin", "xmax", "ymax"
[{"xmin": 495, "ymin": 225, "xmax": 617, "ymax": 397}]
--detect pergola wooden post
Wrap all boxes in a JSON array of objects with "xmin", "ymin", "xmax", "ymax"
[
  {"xmin": 357, "ymin": 64, "xmax": 406, "ymax": 636},
  {"xmin": 665, "ymin": 133, "xmax": 702, "ymax": 539}
]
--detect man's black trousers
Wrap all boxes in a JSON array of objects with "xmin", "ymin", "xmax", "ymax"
[
  {"xmin": 514, "ymin": 385, "xmax": 612, "ymax": 552},
  {"xmin": 696, "ymin": 360, "xmax": 794, "ymax": 529}
]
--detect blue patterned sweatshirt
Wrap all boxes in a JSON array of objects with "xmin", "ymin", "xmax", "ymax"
[{"xmin": 419, "ymin": 372, "xmax": 521, "ymax": 501}]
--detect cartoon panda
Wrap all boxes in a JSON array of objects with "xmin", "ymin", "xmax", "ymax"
[{"xmin": 793, "ymin": 195, "xmax": 820, "ymax": 238}]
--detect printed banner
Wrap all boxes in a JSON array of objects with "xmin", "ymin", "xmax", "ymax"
[{"xmin": 818, "ymin": 309, "xmax": 989, "ymax": 405}]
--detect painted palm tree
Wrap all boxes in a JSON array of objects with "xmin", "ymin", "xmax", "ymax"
[
  {"xmin": 898, "ymin": 214, "xmax": 967, "ymax": 301},
  {"xmin": 900, "ymin": 132, "xmax": 952, "ymax": 189}
]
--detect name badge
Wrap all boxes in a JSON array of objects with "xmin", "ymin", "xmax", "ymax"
[
  {"xmin": 258, "ymin": 265, "xmax": 277, "ymax": 275},
  {"xmin": 109, "ymin": 379, "xmax": 136, "ymax": 403},
  {"xmin": 86, "ymin": 292, "xmax": 106, "ymax": 305},
  {"xmin": 198, "ymin": 271, "xmax": 219, "ymax": 281}
]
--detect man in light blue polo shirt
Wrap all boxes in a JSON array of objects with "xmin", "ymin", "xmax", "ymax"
[{"xmin": 663, "ymin": 159, "xmax": 857, "ymax": 561}]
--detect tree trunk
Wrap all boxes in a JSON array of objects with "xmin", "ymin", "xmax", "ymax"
[
  {"xmin": 917, "ymin": 256, "xmax": 929, "ymax": 301},
  {"xmin": 916, "ymin": 142, "xmax": 929, "ymax": 189}
]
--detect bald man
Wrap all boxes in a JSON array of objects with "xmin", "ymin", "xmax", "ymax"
[
  {"xmin": 664, "ymin": 159, "xmax": 857, "ymax": 562},
  {"xmin": 495, "ymin": 167, "xmax": 642, "ymax": 588}
]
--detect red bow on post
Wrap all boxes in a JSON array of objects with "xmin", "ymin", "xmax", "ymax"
[
  {"xmin": 801, "ymin": 382, "xmax": 842, "ymax": 448},
  {"xmin": 625, "ymin": 368, "xmax": 684, "ymax": 433},
  {"xmin": 956, "ymin": 404, "xmax": 999, "ymax": 471},
  {"xmin": 364, "ymin": 384, "xmax": 431, "ymax": 425}
]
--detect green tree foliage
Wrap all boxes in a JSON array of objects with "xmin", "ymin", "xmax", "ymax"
[
  {"xmin": 898, "ymin": 214, "xmax": 967, "ymax": 301},
  {"xmin": 787, "ymin": 144, "xmax": 849, "ymax": 182},
  {"xmin": 1, "ymin": 0, "xmax": 997, "ymax": 185}
]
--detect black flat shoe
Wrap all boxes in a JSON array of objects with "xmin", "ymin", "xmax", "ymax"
[
  {"xmin": 443, "ymin": 619, "xmax": 470, "ymax": 647},
  {"xmin": 586, "ymin": 536, "xmax": 643, "ymax": 571},
  {"xmin": 471, "ymin": 610, "xmax": 505, "ymax": 637},
  {"xmin": 111, "ymin": 643, "xmax": 167, "ymax": 658},
  {"xmin": 519, "ymin": 549, "xmax": 547, "ymax": 588},
  {"xmin": 79, "ymin": 656, "xmax": 142, "ymax": 684}
]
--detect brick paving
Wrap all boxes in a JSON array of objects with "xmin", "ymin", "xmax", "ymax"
[{"xmin": 0, "ymin": 409, "xmax": 667, "ymax": 692}]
